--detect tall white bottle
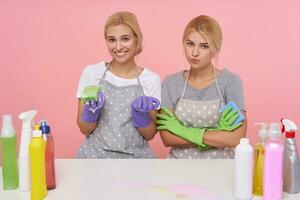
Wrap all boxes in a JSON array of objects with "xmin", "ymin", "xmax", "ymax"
[
  {"xmin": 234, "ymin": 138, "xmax": 254, "ymax": 200},
  {"xmin": 18, "ymin": 110, "xmax": 37, "ymax": 191}
]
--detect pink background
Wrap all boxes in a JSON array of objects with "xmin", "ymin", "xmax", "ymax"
[{"xmin": 1, "ymin": 1, "xmax": 300, "ymax": 159}]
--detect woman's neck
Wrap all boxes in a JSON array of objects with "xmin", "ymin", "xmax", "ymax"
[
  {"xmin": 189, "ymin": 64, "xmax": 215, "ymax": 82},
  {"xmin": 109, "ymin": 59, "xmax": 139, "ymax": 78}
]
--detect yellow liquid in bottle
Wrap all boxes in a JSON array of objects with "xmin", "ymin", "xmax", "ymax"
[
  {"xmin": 30, "ymin": 137, "xmax": 47, "ymax": 200},
  {"xmin": 253, "ymin": 143, "xmax": 264, "ymax": 196}
]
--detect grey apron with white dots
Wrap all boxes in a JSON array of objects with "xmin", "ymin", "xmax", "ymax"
[
  {"xmin": 77, "ymin": 67, "xmax": 156, "ymax": 159},
  {"xmin": 170, "ymin": 70, "xmax": 234, "ymax": 159}
]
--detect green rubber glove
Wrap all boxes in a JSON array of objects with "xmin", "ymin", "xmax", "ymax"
[
  {"xmin": 156, "ymin": 107, "xmax": 207, "ymax": 147},
  {"xmin": 209, "ymin": 106, "xmax": 242, "ymax": 131}
]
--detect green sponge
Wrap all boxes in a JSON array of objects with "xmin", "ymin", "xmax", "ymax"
[{"xmin": 82, "ymin": 85, "xmax": 101, "ymax": 103}]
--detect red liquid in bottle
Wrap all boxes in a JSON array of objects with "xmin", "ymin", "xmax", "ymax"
[{"xmin": 45, "ymin": 134, "xmax": 56, "ymax": 190}]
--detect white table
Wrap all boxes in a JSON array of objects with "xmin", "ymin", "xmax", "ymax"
[{"xmin": 1, "ymin": 159, "xmax": 299, "ymax": 200}]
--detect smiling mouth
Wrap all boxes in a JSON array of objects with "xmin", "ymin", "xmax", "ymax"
[{"xmin": 114, "ymin": 51, "xmax": 128, "ymax": 57}]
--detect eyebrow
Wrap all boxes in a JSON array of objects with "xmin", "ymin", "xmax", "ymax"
[
  {"xmin": 186, "ymin": 39, "xmax": 208, "ymax": 45},
  {"xmin": 106, "ymin": 34, "xmax": 132, "ymax": 38}
]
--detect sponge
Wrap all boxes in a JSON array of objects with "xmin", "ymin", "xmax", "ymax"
[{"xmin": 82, "ymin": 85, "xmax": 101, "ymax": 103}]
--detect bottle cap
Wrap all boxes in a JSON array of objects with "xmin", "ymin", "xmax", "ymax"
[
  {"xmin": 254, "ymin": 123, "xmax": 269, "ymax": 138},
  {"xmin": 39, "ymin": 120, "xmax": 50, "ymax": 134},
  {"xmin": 19, "ymin": 110, "xmax": 37, "ymax": 129},
  {"xmin": 282, "ymin": 118, "xmax": 298, "ymax": 138},
  {"xmin": 269, "ymin": 122, "xmax": 281, "ymax": 138},
  {"xmin": 1, "ymin": 114, "xmax": 16, "ymax": 137},
  {"xmin": 32, "ymin": 125, "xmax": 42, "ymax": 137},
  {"xmin": 240, "ymin": 138, "xmax": 249, "ymax": 145}
]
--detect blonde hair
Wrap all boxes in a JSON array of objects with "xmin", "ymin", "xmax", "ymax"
[
  {"xmin": 104, "ymin": 11, "xmax": 143, "ymax": 54},
  {"xmin": 183, "ymin": 15, "xmax": 222, "ymax": 56}
]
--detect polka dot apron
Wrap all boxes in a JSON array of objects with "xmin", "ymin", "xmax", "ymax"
[
  {"xmin": 170, "ymin": 70, "xmax": 234, "ymax": 159},
  {"xmin": 77, "ymin": 67, "xmax": 156, "ymax": 159}
]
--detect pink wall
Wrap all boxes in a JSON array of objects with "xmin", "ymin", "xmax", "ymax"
[{"xmin": 1, "ymin": 1, "xmax": 300, "ymax": 159}]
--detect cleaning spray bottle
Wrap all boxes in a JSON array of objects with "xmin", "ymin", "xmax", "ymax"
[
  {"xmin": 282, "ymin": 118, "xmax": 300, "ymax": 194},
  {"xmin": 40, "ymin": 120, "xmax": 56, "ymax": 190},
  {"xmin": 263, "ymin": 122, "xmax": 284, "ymax": 200},
  {"xmin": 30, "ymin": 125, "xmax": 47, "ymax": 200},
  {"xmin": 234, "ymin": 138, "xmax": 254, "ymax": 200},
  {"xmin": 1, "ymin": 114, "xmax": 19, "ymax": 190},
  {"xmin": 18, "ymin": 110, "xmax": 37, "ymax": 191},
  {"xmin": 253, "ymin": 123, "xmax": 268, "ymax": 196}
]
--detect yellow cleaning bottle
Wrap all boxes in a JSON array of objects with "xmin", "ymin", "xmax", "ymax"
[
  {"xmin": 29, "ymin": 125, "xmax": 47, "ymax": 200},
  {"xmin": 253, "ymin": 123, "xmax": 268, "ymax": 196}
]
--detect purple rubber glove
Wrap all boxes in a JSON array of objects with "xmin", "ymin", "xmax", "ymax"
[
  {"xmin": 81, "ymin": 92, "xmax": 105, "ymax": 123},
  {"xmin": 131, "ymin": 96, "xmax": 160, "ymax": 128}
]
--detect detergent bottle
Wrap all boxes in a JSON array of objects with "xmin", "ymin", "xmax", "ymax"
[
  {"xmin": 234, "ymin": 138, "xmax": 254, "ymax": 200},
  {"xmin": 282, "ymin": 118, "xmax": 300, "ymax": 194},
  {"xmin": 29, "ymin": 125, "xmax": 47, "ymax": 200},
  {"xmin": 1, "ymin": 114, "xmax": 19, "ymax": 190},
  {"xmin": 253, "ymin": 123, "xmax": 268, "ymax": 196},
  {"xmin": 40, "ymin": 120, "xmax": 56, "ymax": 190},
  {"xmin": 263, "ymin": 123, "xmax": 284, "ymax": 200}
]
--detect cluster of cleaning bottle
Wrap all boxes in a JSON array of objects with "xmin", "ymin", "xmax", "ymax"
[
  {"xmin": 1, "ymin": 110, "xmax": 56, "ymax": 200},
  {"xmin": 234, "ymin": 119, "xmax": 300, "ymax": 200}
]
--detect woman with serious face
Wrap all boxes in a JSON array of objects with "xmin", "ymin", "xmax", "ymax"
[
  {"xmin": 157, "ymin": 15, "xmax": 247, "ymax": 159},
  {"xmin": 76, "ymin": 11, "xmax": 161, "ymax": 159}
]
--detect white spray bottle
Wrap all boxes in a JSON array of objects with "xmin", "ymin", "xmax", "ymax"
[{"xmin": 18, "ymin": 110, "xmax": 37, "ymax": 191}]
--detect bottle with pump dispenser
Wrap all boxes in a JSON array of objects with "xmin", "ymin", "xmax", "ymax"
[
  {"xmin": 253, "ymin": 123, "xmax": 268, "ymax": 196},
  {"xmin": 234, "ymin": 138, "xmax": 254, "ymax": 200},
  {"xmin": 30, "ymin": 125, "xmax": 47, "ymax": 200},
  {"xmin": 18, "ymin": 110, "xmax": 37, "ymax": 191},
  {"xmin": 263, "ymin": 123, "xmax": 284, "ymax": 200},
  {"xmin": 40, "ymin": 120, "xmax": 56, "ymax": 190},
  {"xmin": 1, "ymin": 114, "xmax": 19, "ymax": 190},
  {"xmin": 282, "ymin": 118, "xmax": 300, "ymax": 194}
]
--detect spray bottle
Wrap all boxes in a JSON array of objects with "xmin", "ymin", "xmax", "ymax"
[
  {"xmin": 263, "ymin": 122, "xmax": 284, "ymax": 200},
  {"xmin": 30, "ymin": 125, "xmax": 47, "ymax": 200},
  {"xmin": 282, "ymin": 118, "xmax": 300, "ymax": 194},
  {"xmin": 40, "ymin": 120, "xmax": 56, "ymax": 190},
  {"xmin": 234, "ymin": 138, "xmax": 254, "ymax": 200},
  {"xmin": 18, "ymin": 110, "xmax": 37, "ymax": 191},
  {"xmin": 253, "ymin": 123, "xmax": 268, "ymax": 196},
  {"xmin": 1, "ymin": 114, "xmax": 19, "ymax": 190}
]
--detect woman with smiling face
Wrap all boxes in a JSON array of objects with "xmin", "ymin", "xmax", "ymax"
[
  {"xmin": 76, "ymin": 11, "xmax": 161, "ymax": 159},
  {"xmin": 157, "ymin": 15, "xmax": 247, "ymax": 159}
]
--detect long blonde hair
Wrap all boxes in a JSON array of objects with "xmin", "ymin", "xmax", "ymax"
[
  {"xmin": 183, "ymin": 15, "xmax": 222, "ymax": 56},
  {"xmin": 104, "ymin": 11, "xmax": 143, "ymax": 55}
]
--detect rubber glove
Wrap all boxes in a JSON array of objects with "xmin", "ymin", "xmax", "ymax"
[
  {"xmin": 156, "ymin": 107, "xmax": 207, "ymax": 147},
  {"xmin": 220, "ymin": 101, "xmax": 245, "ymax": 125},
  {"xmin": 81, "ymin": 92, "xmax": 105, "ymax": 123},
  {"xmin": 131, "ymin": 96, "xmax": 160, "ymax": 128},
  {"xmin": 209, "ymin": 106, "xmax": 242, "ymax": 132}
]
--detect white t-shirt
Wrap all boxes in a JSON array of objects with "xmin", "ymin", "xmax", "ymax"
[{"xmin": 76, "ymin": 61, "xmax": 161, "ymax": 101}]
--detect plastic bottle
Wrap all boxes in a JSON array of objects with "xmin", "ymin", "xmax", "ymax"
[
  {"xmin": 29, "ymin": 125, "xmax": 47, "ymax": 200},
  {"xmin": 282, "ymin": 118, "xmax": 300, "ymax": 194},
  {"xmin": 1, "ymin": 115, "xmax": 19, "ymax": 190},
  {"xmin": 263, "ymin": 123, "xmax": 284, "ymax": 200},
  {"xmin": 40, "ymin": 120, "xmax": 56, "ymax": 190},
  {"xmin": 18, "ymin": 110, "xmax": 37, "ymax": 191},
  {"xmin": 234, "ymin": 138, "xmax": 254, "ymax": 200},
  {"xmin": 253, "ymin": 123, "xmax": 269, "ymax": 196}
]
